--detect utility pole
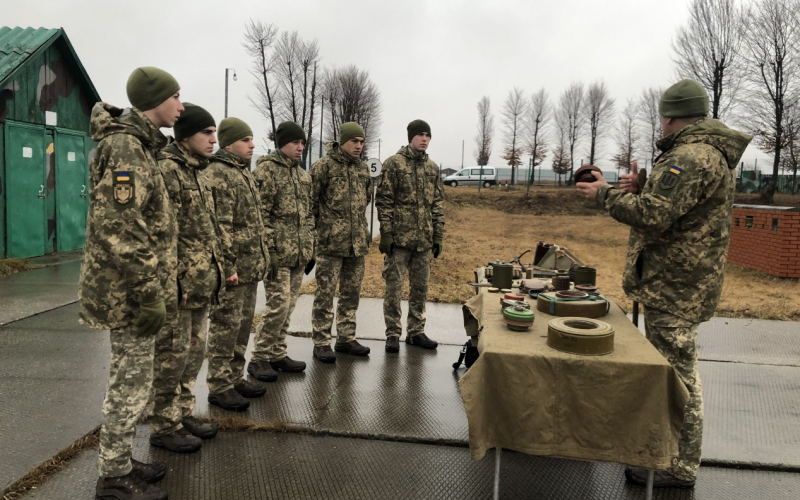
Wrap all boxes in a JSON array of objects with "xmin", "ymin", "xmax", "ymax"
[
  {"xmin": 224, "ymin": 68, "xmax": 237, "ymax": 118},
  {"xmin": 461, "ymin": 140, "xmax": 464, "ymax": 168},
  {"xmin": 319, "ymin": 96, "xmax": 324, "ymax": 160}
]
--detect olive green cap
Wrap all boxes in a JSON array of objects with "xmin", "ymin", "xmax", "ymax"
[
  {"xmin": 407, "ymin": 119, "xmax": 431, "ymax": 142},
  {"xmin": 276, "ymin": 121, "xmax": 306, "ymax": 149},
  {"xmin": 126, "ymin": 67, "xmax": 180, "ymax": 111},
  {"xmin": 174, "ymin": 103, "xmax": 215, "ymax": 141},
  {"xmin": 218, "ymin": 117, "xmax": 252, "ymax": 149},
  {"xmin": 339, "ymin": 122, "xmax": 365, "ymax": 145},
  {"xmin": 659, "ymin": 79, "xmax": 709, "ymax": 118}
]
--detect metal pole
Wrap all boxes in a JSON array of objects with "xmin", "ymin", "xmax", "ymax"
[
  {"xmin": 461, "ymin": 140, "xmax": 464, "ymax": 168},
  {"xmin": 645, "ymin": 470, "xmax": 654, "ymax": 500},
  {"xmin": 378, "ymin": 138, "xmax": 381, "ymax": 160},
  {"xmin": 319, "ymin": 97, "xmax": 324, "ymax": 159},
  {"xmin": 224, "ymin": 68, "xmax": 229, "ymax": 118},
  {"xmin": 369, "ymin": 181, "xmax": 376, "ymax": 239},
  {"xmin": 493, "ymin": 447, "xmax": 502, "ymax": 500}
]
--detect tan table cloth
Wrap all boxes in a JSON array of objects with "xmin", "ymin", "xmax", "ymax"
[{"xmin": 458, "ymin": 286, "xmax": 690, "ymax": 470}]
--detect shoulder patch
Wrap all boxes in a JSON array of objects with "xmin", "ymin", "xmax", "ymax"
[
  {"xmin": 658, "ymin": 171, "xmax": 679, "ymax": 190},
  {"xmin": 113, "ymin": 171, "xmax": 134, "ymax": 205}
]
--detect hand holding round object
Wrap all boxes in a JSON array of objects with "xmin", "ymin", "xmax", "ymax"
[{"xmin": 574, "ymin": 164, "xmax": 603, "ymax": 184}]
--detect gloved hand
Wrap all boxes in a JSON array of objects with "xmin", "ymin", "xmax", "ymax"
[
  {"xmin": 304, "ymin": 258, "xmax": 316, "ymax": 275},
  {"xmin": 136, "ymin": 298, "xmax": 166, "ymax": 336},
  {"xmin": 268, "ymin": 251, "xmax": 279, "ymax": 281},
  {"xmin": 432, "ymin": 237, "xmax": 443, "ymax": 259},
  {"xmin": 379, "ymin": 234, "xmax": 394, "ymax": 255}
]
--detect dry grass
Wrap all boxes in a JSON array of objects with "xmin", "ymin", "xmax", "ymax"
[
  {"xmin": 0, "ymin": 258, "xmax": 31, "ymax": 277},
  {"xmin": 1, "ymin": 429, "xmax": 99, "ymax": 500},
  {"xmin": 300, "ymin": 186, "xmax": 800, "ymax": 321}
]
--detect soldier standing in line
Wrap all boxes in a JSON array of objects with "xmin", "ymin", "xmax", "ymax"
[
  {"xmin": 149, "ymin": 104, "xmax": 223, "ymax": 454},
  {"xmin": 307, "ymin": 122, "xmax": 372, "ymax": 363},
  {"xmin": 376, "ymin": 119, "xmax": 445, "ymax": 353},
  {"xmin": 248, "ymin": 121, "xmax": 315, "ymax": 378},
  {"xmin": 577, "ymin": 79, "xmax": 752, "ymax": 489},
  {"xmin": 202, "ymin": 117, "xmax": 272, "ymax": 411},
  {"xmin": 80, "ymin": 66, "xmax": 182, "ymax": 500}
]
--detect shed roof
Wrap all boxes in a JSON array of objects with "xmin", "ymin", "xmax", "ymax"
[{"xmin": 0, "ymin": 26, "xmax": 100, "ymax": 101}]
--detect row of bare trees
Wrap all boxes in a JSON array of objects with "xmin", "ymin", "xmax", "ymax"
[{"xmin": 243, "ymin": 20, "xmax": 382, "ymax": 167}]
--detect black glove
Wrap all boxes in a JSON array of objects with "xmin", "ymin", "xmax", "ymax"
[
  {"xmin": 432, "ymin": 238, "xmax": 443, "ymax": 259},
  {"xmin": 304, "ymin": 258, "xmax": 316, "ymax": 275}
]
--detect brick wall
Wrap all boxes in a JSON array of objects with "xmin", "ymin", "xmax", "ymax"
[{"xmin": 728, "ymin": 205, "xmax": 800, "ymax": 278}]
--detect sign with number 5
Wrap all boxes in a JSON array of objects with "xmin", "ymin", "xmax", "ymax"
[{"xmin": 367, "ymin": 158, "xmax": 382, "ymax": 178}]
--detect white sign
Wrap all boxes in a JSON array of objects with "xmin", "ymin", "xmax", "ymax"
[
  {"xmin": 45, "ymin": 111, "xmax": 57, "ymax": 126},
  {"xmin": 367, "ymin": 158, "xmax": 382, "ymax": 178},
  {"xmin": 22, "ymin": 147, "xmax": 32, "ymax": 158},
  {"xmin": 68, "ymin": 152, "xmax": 76, "ymax": 162}
]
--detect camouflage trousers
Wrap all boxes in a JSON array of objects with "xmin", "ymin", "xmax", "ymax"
[
  {"xmin": 382, "ymin": 247, "xmax": 431, "ymax": 338},
  {"xmin": 252, "ymin": 266, "xmax": 303, "ymax": 361},
  {"xmin": 150, "ymin": 306, "xmax": 209, "ymax": 435},
  {"xmin": 206, "ymin": 282, "xmax": 258, "ymax": 394},
  {"xmin": 312, "ymin": 254, "xmax": 365, "ymax": 346},
  {"xmin": 98, "ymin": 325, "xmax": 155, "ymax": 478},
  {"xmin": 645, "ymin": 307, "xmax": 703, "ymax": 482}
]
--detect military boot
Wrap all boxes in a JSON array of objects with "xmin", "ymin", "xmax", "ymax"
[
  {"xmin": 95, "ymin": 468, "xmax": 168, "ymax": 500},
  {"xmin": 149, "ymin": 428, "xmax": 202, "ymax": 453},
  {"xmin": 313, "ymin": 345, "xmax": 336, "ymax": 363},
  {"xmin": 130, "ymin": 459, "xmax": 166, "ymax": 484},
  {"xmin": 234, "ymin": 379, "xmax": 266, "ymax": 398},
  {"xmin": 385, "ymin": 336, "xmax": 400, "ymax": 353},
  {"xmin": 247, "ymin": 360, "xmax": 278, "ymax": 382},
  {"xmin": 208, "ymin": 388, "xmax": 250, "ymax": 412},
  {"xmin": 406, "ymin": 333, "xmax": 438, "ymax": 350},
  {"xmin": 625, "ymin": 467, "xmax": 696, "ymax": 488},
  {"xmin": 182, "ymin": 416, "xmax": 218, "ymax": 440},
  {"xmin": 270, "ymin": 356, "xmax": 307, "ymax": 372},
  {"xmin": 334, "ymin": 339, "xmax": 370, "ymax": 356}
]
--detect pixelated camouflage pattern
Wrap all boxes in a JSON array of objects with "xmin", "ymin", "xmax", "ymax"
[
  {"xmin": 159, "ymin": 142, "xmax": 224, "ymax": 308},
  {"xmin": 252, "ymin": 150, "xmax": 315, "ymax": 267},
  {"xmin": 97, "ymin": 325, "xmax": 155, "ymax": 477},
  {"xmin": 150, "ymin": 304, "xmax": 189, "ymax": 435},
  {"xmin": 199, "ymin": 149, "xmax": 268, "ymax": 284},
  {"xmin": 597, "ymin": 118, "xmax": 752, "ymax": 322},
  {"xmin": 206, "ymin": 282, "xmax": 258, "ymax": 394},
  {"xmin": 376, "ymin": 146, "xmax": 445, "ymax": 252},
  {"xmin": 311, "ymin": 254, "xmax": 365, "ymax": 346},
  {"xmin": 79, "ymin": 103, "xmax": 177, "ymax": 329},
  {"xmin": 382, "ymin": 247, "xmax": 431, "ymax": 337},
  {"xmin": 645, "ymin": 307, "xmax": 703, "ymax": 481},
  {"xmin": 310, "ymin": 142, "xmax": 372, "ymax": 257},
  {"xmin": 252, "ymin": 265, "xmax": 304, "ymax": 361},
  {"xmin": 179, "ymin": 307, "xmax": 209, "ymax": 418}
]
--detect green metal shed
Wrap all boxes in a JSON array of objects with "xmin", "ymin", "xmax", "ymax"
[{"xmin": 0, "ymin": 26, "xmax": 100, "ymax": 258}]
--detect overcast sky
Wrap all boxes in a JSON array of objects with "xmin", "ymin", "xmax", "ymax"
[{"xmin": 7, "ymin": 0, "xmax": 764, "ymax": 169}]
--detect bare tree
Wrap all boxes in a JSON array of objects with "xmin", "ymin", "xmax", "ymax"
[
  {"xmin": 672, "ymin": 0, "xmax": 745, "ymax": 119},
  {"xmin": 760, "ymin": 101, "xmax": 800, "ymax": 192},
  {"xmin": 322, "ymin": 65, "xmax": 382, "ymax": 158},
  {"xmin": 243, "ymin": 20, "xmax": 279, "ymax": 143},
  {"xmin": 637, "ymin": 87, "xmax": 663, "ymax": 169},
  {"xmin": 474, "ymin": 96, "xmax": 494, "ymax": 166},
  {"xmin": 525, "ymin": 88, "xmax": 551, "ymax": 184},
  {"xmin": 551, "ymin": 110, "xmax": 571, "ymax": 186},
  {"xmin": 583, "ymin": 80, "xmax": 616, "ymax": 165},
  {"xmin": 559, "ymin": 82, "xmax": 585, "ymax": 183},
  {"xmin": 741, "ymin": 0, "xmax": 800, "ymax": 203},
  {"xmin": 612, "ymin": 98, "xmax": 639, "ymax": 176},
  {"xmin": 502, "ymin": 87, "xmax": 527, "ymax": 184}
]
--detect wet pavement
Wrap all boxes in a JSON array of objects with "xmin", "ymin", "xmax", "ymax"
[{"xmin": 2, "ymin": 260, "xmax": 800, "ymax": 498}]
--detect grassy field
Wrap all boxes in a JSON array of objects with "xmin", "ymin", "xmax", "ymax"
[{"xmin": 300, "ymin": 186, "xmax": 800, "ymax": 321}]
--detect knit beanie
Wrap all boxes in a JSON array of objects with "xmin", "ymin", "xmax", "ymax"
[
  {"xmin": 339, "ymin": 122, "xmax": 365, "ymax": 145},
  {"xmin": 276, "ymin": 121, "xmax": 306, "ymax": 149},
  {"xmin": 126, "ymin": 67, "xmax": 180, "ymax": 111},
  {"xmin": 659, "ymin": 79, "xmax": 709, "ymax": 118},
  {"xmin": 174, "ymin": 103, "xmax": 216, "ymax": 141},
  {"xmin": 407, "ymin": 119, "xmax": 431, "ymax": 143},
  {"xmin": 218, "ymin": 117, "xmax": 253, "ymax": 149}
]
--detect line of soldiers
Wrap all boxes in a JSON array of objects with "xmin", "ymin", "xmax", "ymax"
[{"xmin": 79, "ymin": 67, "xmax": 445, "ymax": 500}]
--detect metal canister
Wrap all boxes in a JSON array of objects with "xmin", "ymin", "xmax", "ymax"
[
  {"xmin": 492, "ymin": 262, "xmax": 513, "ymax": 290},
  {"xmin": 553, "ymin": 274, "xmax": 571, "ymax": 291},
  {"xmin": 574, "ymin": 266, "xmax": 597, "ymax": 286}
]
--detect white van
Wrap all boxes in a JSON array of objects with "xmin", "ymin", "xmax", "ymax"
[{"xmin": 444, "ymin": 167, "xmax": 499, "ymax": 187}]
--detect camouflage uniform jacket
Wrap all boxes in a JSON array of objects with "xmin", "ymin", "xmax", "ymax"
[
  {"xmin": 376, "ymin": 145, "xmax": 445, "ymax": 251},
  {"xmin": 200, "ymin": 149, "xmax": 268, "ymax": 284},
  {"xmin": 159, "ymin": 142, "xmax": 224, "ymax": 308},
  {"xmin": 596, "ymin": 118, "xmax": 752, "ymax": 322},
  {"xmin": 310, "ymin": 142, "xmax": 372, "ymax": 257},
  {"xmin": 252, "ymin": 150, "xmax": 315, "ymax": 267},
  {"xmin": 79, "ymin": 103, "xmax": 177, "ymax": 329}
]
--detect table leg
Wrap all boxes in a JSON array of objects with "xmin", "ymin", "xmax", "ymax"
[
  {"xmin": 494, "ymin": 447, "xmax": 502, "ymax": 500},
  {"xmin": 645, "ymin": 469, "xmax": 654, "ymax": 500}
]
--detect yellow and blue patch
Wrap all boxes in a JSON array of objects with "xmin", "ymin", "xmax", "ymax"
[
  {"xmin": 669, "ymin": 166, "xmax": 683, "ymax": 175},
  {"xmin": 115, "ymin": 172, "xmax": 131, "ymax": 182}
]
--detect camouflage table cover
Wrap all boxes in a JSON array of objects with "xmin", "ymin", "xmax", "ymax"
[{"xmin": 458, "ymin": 287, "xmax": 690, "ymax": 469}]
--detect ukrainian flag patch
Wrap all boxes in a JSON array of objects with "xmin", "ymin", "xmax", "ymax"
[
  {"xmin": 669, "ymin": 166, "xmax": 683, "ymax": 175},
  {"xmin": 115, "ymin": 172, "xmax": 131, "ymax": 182}
]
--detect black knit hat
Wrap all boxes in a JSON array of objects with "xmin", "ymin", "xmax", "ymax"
[
  {"xmin": 276, "ymin": 121, "xmax": 306, "ymax": 149},
  {"xmin": 407, "ymin": 119, "xmax": 431, "ymax": 143},
  {"xmin": 174, "ymin": 103, "xmax": 216, "ymax": 141}
]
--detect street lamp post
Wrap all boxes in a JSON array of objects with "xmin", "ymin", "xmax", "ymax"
[{"xmin": 224, "ymin": 68, "xmax": 237, "ymax": 118}]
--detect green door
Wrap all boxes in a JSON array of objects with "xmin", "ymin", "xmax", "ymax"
[
  {"xmin": 55, "ymin": 129, "xmax": 89, "ymax": 252},
  {"xmin": 5, "ymin": 121, "xmax": 46, "ymax": 258}
]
